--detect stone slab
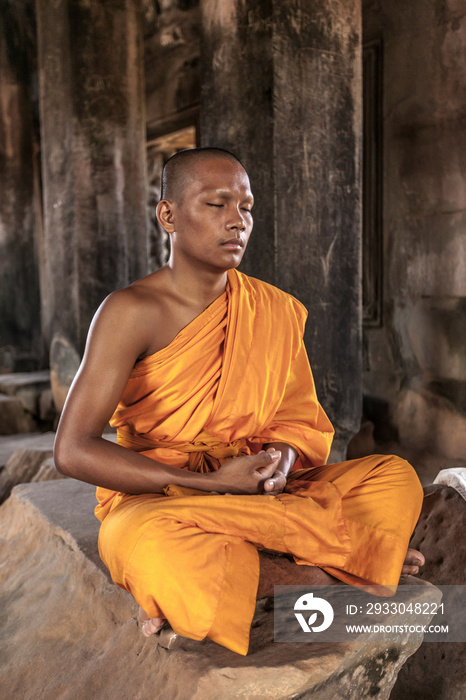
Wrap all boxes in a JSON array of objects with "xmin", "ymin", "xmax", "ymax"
[
  {"xmin": 0, "ymin": 431, "xmax": 116, "ymax": 470},
  {"xmin": 31, "ymin": 456, "xmax": 66, "ymax": 483},
  {"xmin": 0, "ymin": 448, "xmax": 55, "ymax": 504},
  {"xmin": 0, "ymin": 432, "xmax": 56, "ymax": 468},
  {"xmin": 0, "ymin": 371, "xmax": 50, "ymax": 388},
  {"xmin": 0, "ymin": 370, "xmax": 51, "ymax": 423},
  {"xmin": 0, "ymin": 479, "xmax": 438, "ymax": 699},
  {"xmin": 0, "ymin": 394, "xmax": 37, "ymax": 435},
  {"xmin": 16, "ymin": 479, "xmax": 106, "ymax": 575}
]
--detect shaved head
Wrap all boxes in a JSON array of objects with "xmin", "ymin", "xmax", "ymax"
[{"xmin": 161, "ymin": 147, "xmax": 246, "ymax": 204}]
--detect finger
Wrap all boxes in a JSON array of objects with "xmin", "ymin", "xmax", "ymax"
[
  {"xmin": 257, "ymin": 449, "xmax": 281, "ymax": 458},
  {"xmin": 253, "ymin": 450, "xmax": 281, "ymax": 477}
]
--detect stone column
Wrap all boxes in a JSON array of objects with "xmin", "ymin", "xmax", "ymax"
[
  {"xmin": 200, "ymin": 0, "xmax": 362, "ymax": 458},
  {"xmin": 363, "ymin": 0, "xmax": 466, "ymax": 462},
  {"xmin": 0, "ymin": 6, "xmax": 42, "ymax": 371},
  {"xmin": 36, "ymin": 0, "xmax": 148, "ymax": 356}
]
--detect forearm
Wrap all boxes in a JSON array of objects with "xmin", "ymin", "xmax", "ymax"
[
  {"xmin": 54, "ymin": 435, "xmax": 219, "ymax": 495},
  {"xmin": 263, "ymin": 442, "xmax": 298, "ymax": 478}
]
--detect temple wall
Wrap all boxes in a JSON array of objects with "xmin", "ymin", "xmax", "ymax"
[
  {"xmin": 0, "ymin": 5, "xmax": 42, "ymax": 372},
  {"xmin": 363, "ymin": 0, "xmax": 466, "ymax": 465},
  {"xmin": 144, "ymin": 0, "xmax": 200, "ymax": 138},
  {"xmin": 36, "ymin": 0, "xmax": 149, "ymax": 356}
]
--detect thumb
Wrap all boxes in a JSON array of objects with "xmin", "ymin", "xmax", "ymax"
[{"xmin": 263, "ymin": 477, "xmax": 277, "ymax": 491}]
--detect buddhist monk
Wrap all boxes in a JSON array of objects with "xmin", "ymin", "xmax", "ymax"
[{"xmin": 54, "ymin": 147, "xmax": 425, "ymax": 655}]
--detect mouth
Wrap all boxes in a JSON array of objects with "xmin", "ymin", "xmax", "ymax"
[{"xmin": 221, "ymin": 238, "xmax": 245, "ymax": 249}]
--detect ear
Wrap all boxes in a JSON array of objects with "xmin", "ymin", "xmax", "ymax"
[{"xmin": 156, "ymin": 199, "xmax": 176, "ymax": 233}]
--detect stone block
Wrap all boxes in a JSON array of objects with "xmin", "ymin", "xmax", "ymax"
[
  {"xmin": 0, "ymin": 394, "xmax": 37, "ymax": 435},
  {"xmin": 0, "ymin": 480, "xmax": 438, "ymax": 699},
  {"xmin": 0, "ymin": 447, "xmax": 53, "ymax": 504},
  {"xmin": 391, "ymin": 484, "xmax": 466, "ymax": 700},
  {"xmin": 0, "ymin": 371, "xmax": 51, "ymax": 415},
  {"xmin": 0, "ymin": 431, "xmax": 56, "ymax": 468},
  {"xmin": 410, "ymin": 483, "xmax": 466, "ymax": 586},
  {"xmin": 31, "ymin": 456, "xmax": 66, "ymax": 483}
]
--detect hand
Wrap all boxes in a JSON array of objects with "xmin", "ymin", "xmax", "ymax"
[
  {"xmin": 261, "ymin": 446, "xmax": 288, "ymax": 495},
  {"xmin": 261, "ymin": 442, "xmax": 297, "ymax": 495},
  {"xmin": 209, "ymin": 449, "xmax": 281, "ymax": 495}
]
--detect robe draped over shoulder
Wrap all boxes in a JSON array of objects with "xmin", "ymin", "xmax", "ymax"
[{"xmin": 95, "ymin": 269, "xmax": 334, "ymax": 521}]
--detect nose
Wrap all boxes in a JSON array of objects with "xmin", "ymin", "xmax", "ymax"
[{"xmin": 226, "ymin": 207, "xmax": 246, "ymax": 234}]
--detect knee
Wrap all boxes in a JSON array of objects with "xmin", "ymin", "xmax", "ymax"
[
  {"xmin": 98, "ymin": 511, "xmax": 154, "ymax": 585},
  {"xmin": 382, "ymin": 454, "xmax": 424, "ymax": 518}
]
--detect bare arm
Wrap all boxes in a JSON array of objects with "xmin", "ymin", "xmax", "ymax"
[{"xmin": 54, "ymin": 291, "xmax": 279, "ymax": 495}]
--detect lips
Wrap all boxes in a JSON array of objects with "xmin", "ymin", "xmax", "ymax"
[{"xmin": 221, "ymin": 238, "xmax": 244, "ymax": 248}]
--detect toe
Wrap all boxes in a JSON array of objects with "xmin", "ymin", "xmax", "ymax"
[
  {"xmin": 406, "ymin": 548, "xmax": 425, "ymax": 567},
  {"xmin": 401, "ymin": 564, "xmax": 419, "ymax": 576}
]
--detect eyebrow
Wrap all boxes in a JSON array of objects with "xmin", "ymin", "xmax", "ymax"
[{"xmin": 204, "ymin": 188, "xmax": 254, "ymax": 202}]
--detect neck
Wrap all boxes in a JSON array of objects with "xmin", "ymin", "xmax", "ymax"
[{"xmin": 165, "ymin": 254, "xmax": 230, "ymax": 307}]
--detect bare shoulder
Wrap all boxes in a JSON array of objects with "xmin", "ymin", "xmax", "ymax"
[
  {"xmin": 98, "ymin": 272, "xmax": 163, "ymax": 318},
  {"xmin": 87, "ymin": 269, "xmax": 169, "ymax": 363}
]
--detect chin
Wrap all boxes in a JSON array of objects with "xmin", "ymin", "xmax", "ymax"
[{"xmin": 223, "ymin": 257, "xmax": 244, "ymax": 271}]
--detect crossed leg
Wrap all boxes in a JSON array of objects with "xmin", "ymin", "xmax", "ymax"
[
  {"xmin": 100, "ymin": 454, "xmax": 424, "ymax": 652},
  {"xmin": 138, "ymin": 547, "xmax": 426, "ymax": 638}
]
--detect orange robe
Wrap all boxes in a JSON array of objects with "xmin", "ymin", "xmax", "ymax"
[{"xmin": 95, "ymin": 269, "xmax": 423, "ymax": 655}]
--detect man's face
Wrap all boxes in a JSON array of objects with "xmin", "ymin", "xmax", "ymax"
[{"xmin": 160, "ymin": 157, "xmax": 254, "ymax": 272}]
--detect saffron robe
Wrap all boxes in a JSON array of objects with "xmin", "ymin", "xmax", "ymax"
[{"xmin": 95, "ymin": 269, "xmax": 423, "ymax": 655}]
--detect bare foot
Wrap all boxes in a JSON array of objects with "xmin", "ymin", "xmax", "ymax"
[
  {"xmin": 257, "ymin": 551, "xmax": 340, "ymax": 598},
  {"xmin": 401, "ymin": 547, "xmax": 425, "ymax": 577},
  {"xmin": 138, "ymin": 606, "xmax": 167, "ymax": 638}
]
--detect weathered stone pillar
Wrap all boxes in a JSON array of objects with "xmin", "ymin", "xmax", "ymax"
[
  {"xmin": 36, "ymin": 0, "xmax": 148, "ymax": 356},
  {"xmin": 200, "ymin": 0, "xmax": 362, "ymax": 458},
  {"xmin": 363, "ymin": 0, "xmax": 466, "ymax": 464},
  {"xmin": 0, "ymin": 6, "xmax": 42, "ymax": 371}
]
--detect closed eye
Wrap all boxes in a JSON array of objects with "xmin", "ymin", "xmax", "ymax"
[{"xmin": 207, "ymin": 203, "xmax": 223, "ymax": 207}]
